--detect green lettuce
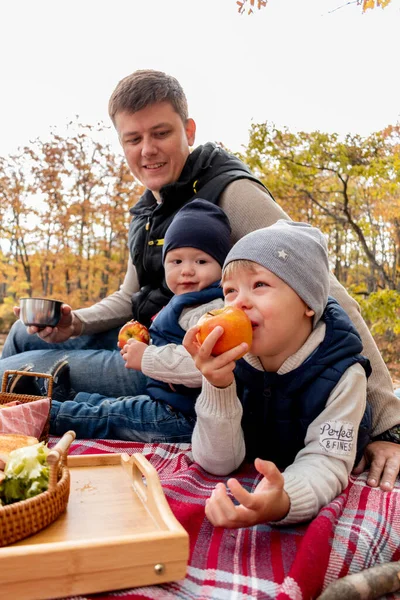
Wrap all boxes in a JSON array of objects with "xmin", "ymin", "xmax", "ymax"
[{"xmin": 0, "ymin": 443, "xmax": 50, "ymax": 505}]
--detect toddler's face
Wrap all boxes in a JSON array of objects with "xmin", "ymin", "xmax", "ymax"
[
  {"xmin": 164, "ymin": 247, "xmax": 222, "ymax": 295},
  {"xmin": 222, "ymin": 263, "xmax": 314, "ymax": 371}
]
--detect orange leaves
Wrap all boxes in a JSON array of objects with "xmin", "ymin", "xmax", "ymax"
[
  {"xmin": 241, "ymin": 122, "xmax": 400, "ymax": 292},
  {"xmin": 361, "ymin": 0, "xmax": 392, "ymax": 10},
  {"xmin": 237, "ymin": 0, "xmax": 267, "ymax": 16},
  {"xmin": 1, "ymin": 120, "xmax": 143, "ymax": 310},
  {"xmin": 235, "ymin": 0, "xmax": 392, "ymax": 14}
]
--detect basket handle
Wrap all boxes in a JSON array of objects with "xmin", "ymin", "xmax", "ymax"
[
  {"xmin": 47, "ymin": 430, "xmax": 76, "ymax": 491},
  {"xmin": 1, "ymin": 370, "xmax": 54, "ymax": 397}
]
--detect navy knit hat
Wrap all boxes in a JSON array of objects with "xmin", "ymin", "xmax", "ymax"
[
  {"xmin": 223, "ymin": 220, "xmax": 330, "ymax": 326},
  {"xmin": 162, "ymin": 199, "xmax": 231, "ymax": 267}
]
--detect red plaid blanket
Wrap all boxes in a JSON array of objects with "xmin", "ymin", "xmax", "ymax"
[{"xmin": 51, "ymin": 438, "xmax": 400, "ymax": 600}]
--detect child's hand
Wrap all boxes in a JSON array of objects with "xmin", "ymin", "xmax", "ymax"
[
  {"xmin": 205, "ymin": 459, "xmax": 290, "ymax": 528},
  {"xmin": 120, "ymin": 339, "xmax": 147, "ymax": 371},
  {"xmin": 183, "ymin": 325, "xmax": 248, "ymax": 389}
]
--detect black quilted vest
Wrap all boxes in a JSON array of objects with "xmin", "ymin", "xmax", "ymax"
[{"xmin": 127, "ymin": 142, "xmax": 271, "ymax": 326}]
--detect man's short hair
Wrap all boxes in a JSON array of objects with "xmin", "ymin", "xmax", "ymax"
[{"xmin": 108, "ymin": 69, "xmax": 189, "ymax": 125}]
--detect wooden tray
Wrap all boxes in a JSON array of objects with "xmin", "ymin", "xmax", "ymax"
[{"xmin": 0, "ymin": 453, "xmax": 189, "ymax": 600}]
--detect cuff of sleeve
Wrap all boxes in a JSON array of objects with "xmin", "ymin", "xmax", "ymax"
[
  {"xmin": 274, "ymin": 473, "xmax": 318, "ymax": 526},
  {"xmin": 373, "ymin": 425, "xmax": 400, "ymax": 444},
  {"xmin": 72, "ymin": 312, "xmax": 84, "ymax": 337},
  {"xmin": 141, "ymin": 346, "xmax": 155, "ymax": 376},
  {"xmin": 195, "ymin": 378, "xmax": 242, "ymax": 419}
]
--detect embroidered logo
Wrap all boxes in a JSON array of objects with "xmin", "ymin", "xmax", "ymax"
[
  {"xmin": 319, "ymin": 421, "xmax": 354, "ymax": 455},
  {"xmin": 277, "ymin": 249, "xmax": 288, "ymax": 261}
]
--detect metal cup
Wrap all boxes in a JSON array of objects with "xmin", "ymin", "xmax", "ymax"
[{"xmin": 19, "ymin": 297, "xmax": 63, "ymax": 328}]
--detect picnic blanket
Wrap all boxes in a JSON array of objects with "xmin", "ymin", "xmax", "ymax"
[{"xmin": 51, "ymin": 437, "xmax": 400, "ymax": 600}]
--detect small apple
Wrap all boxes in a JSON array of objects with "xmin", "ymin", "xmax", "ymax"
[
  {"xmin": 117, "ymin": 320, "xmax": 150, "ymax": 349},
  {"xmin": 196, "ymin": 306, "xmax": 252, "ymax": 358}
]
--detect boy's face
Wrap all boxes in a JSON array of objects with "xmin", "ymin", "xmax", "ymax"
[
  {"xmin": 164, "ymin": 248, "xmax": 222, "ymax": 295},
  {"xmin": 115, "ymin": 101, "xmax": 196, "ymax": 201},
  {"xmin": 222, "ymin": 263, "xmax": 314, "ymax": 371}
]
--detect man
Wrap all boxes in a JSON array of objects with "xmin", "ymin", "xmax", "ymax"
[{"xmin": 2, "ymin": 69, "xmax": 400, "ymax": 488}]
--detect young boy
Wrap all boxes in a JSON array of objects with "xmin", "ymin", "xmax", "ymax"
[
  {"xmin": 49, "ymin": 199, "xmax": 230, "ymax": 442},
  {"xmin": 183, "ymin": 220, "xmax": 372, "ymax": 526}
]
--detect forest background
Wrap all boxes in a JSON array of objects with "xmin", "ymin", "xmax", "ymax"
[
  {"xmin": 1, "ymin": 118, "xmax": 399, "ymax": 378},
  {"xmin": 0, "ymin": 0, "xmax": 399, "ymax": 381}
]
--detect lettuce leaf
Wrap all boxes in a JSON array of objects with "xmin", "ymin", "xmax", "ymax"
[{"xmin": 0, "ymin": 443, "xmax": 50, "ymax": 505}]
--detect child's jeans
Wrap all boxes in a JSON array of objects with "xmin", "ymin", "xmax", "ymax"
[{"xmin": 50, "ymin": 392, "xmax": 195, "ymax": 443}]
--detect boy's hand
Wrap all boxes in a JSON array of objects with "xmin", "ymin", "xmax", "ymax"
[
  {"xmin": 352, "ymin": 440, "xmax": 400, "ymax": 491},
  {"xmin": 205, "ymin": 459, "xmax": 290, "ymax": 528},
  {"xmin": 121, "ymin": 339, "xmax": 147, "ymax": 371},
  {"xmin": 183, "ymin": 325, "xmax": 248, "ymax": 389}
]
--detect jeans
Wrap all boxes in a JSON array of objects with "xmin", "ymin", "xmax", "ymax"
[
  {"xmin": 0, "ymin": 320, "xmax": 147, "ymax": 397},
  {"xmin": 50, "ymin": 392, "xmax": 195, "ymax": 443}
]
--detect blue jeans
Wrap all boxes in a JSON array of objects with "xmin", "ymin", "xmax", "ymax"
[
  {"xmin": 50, "ymin": 393, "xmax": 195, "ymax": 443},
  {"xmin": 0, "ymin": 320, "xmax": 147, "ymax": 397},
  {"xmin": 395, "ymin": 388, "xmax": 400, "ymax": 399}
]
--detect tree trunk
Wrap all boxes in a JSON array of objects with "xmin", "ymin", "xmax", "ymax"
[{"xmin": 318, "ymin": 562, "xmax": 400, "ymax": 599}]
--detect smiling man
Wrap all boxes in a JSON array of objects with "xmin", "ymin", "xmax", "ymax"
[
  {"xmin": 2, "ymin": 69, "xmax": 400, "ymax": 490},
  {"xmin": 115, "ymin": 101, "xmax": 196, "ymax": 197}
]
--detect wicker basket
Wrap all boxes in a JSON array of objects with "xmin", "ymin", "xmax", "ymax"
[
  {"xmin": 0, "ymin": 370, "xmax": 54, "ymax": 442},
  {"xmin": 0, "ymin": 430, "xmax": 76, "ymax": 547}
]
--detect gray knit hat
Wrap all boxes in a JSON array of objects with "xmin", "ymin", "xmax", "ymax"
[{"xmin": 223, "ymin": 220, "xmax": 330, "ymax": 326}]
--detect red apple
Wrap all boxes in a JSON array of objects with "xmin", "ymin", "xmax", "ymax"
[
  {"xmin": 117, "ymin": 320, "xmax": 150, "ymax": 349},
  {"xmin": 196, "ymin": 306, "xmax": 252, "ymax": 358}
]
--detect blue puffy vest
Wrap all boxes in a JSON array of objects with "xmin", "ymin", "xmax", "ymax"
[
  {"xmin": 146, "ymin": 282, "xmax": 224, "ymax": 415},
  {"xmin": 234, "ymin": 298, "xmax": 372, "ymax": 469}
]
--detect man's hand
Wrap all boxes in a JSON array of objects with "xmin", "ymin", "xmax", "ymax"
[
  {"xmin": 352, "ymin": 440, "xmax": 400, "ymax": 491},
  {"xmin": 205, "ymin": 459, "xmax": 290, "ymax": 528},
  {"xmin": 121, "ymin": 339, "xmax": 147, "ymax": 371},
  {"xmin": 183, "ymin": 325, "xmax": 248, "ymax": 389},
  {"xmin": 13, "ymin": 304, "xmax": 82, "ymax": 343}
]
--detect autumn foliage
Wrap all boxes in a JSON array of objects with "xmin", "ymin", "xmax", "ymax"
[
  {"xmin": 236, "ymin": 0, "xmax": 393, "ymax": 15},
  {"xmin": 0, "ymin": 121, "xmax": 143, "ymax": 329}
]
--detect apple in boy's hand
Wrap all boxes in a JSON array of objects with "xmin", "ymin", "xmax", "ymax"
[
  {"xmin": 117, "ymin": 320, "xmax": 150, "ymax": 348},
  {"xmin": 196, "ymin": 306, "xmax": 252, "ymax": 358}
]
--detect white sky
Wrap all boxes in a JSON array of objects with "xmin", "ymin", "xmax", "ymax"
[{"xmin": 1, "ymin": 0, "xmax": 399, "ymax": 159}]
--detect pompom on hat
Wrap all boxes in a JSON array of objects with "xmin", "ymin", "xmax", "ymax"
[
  {"xmin": 223, "ymin": 220, "xmax": 330, "ymax": 326},
  {"xmin": 162, "ymin": 199, "xmax": 231, "ymax": 267}
]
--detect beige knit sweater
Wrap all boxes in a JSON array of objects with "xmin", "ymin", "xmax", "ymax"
[{"xmin": 75, "ymin": 179, "xmax": 399, "ymax": 435}]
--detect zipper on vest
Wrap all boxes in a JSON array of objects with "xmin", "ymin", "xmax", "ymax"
[
  {"xmin": 146, "ymin": 216, "xmax": 165, "ymax": 247},
  {"xmin": 143, "ymin": 217, "xmax": 152, "ymax": 271}
]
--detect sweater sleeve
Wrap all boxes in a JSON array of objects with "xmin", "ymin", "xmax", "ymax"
[
  {"xmin": 141, "ymin": 344, "xmax": 202, "ymax": 387},
  {"xmin": 74, "ymin": 257, "xmax": 139, "ymax": 335},
  {"xmin": 141, "ymin": 298, "xmax": 224, "ymax": 387},
  {"xmin": 220, "ymin": 178, "xmax": 400, "ymax": 436},
  {"xmin": 191, "ymin": 378, "xmax": 246, "ymax": 475},
  {"xmin": 277, "ymin": 363, "xmax": 367, "ymax": 525}
]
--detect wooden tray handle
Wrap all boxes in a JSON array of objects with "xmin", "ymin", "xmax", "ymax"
[
  {"xmin": 1, "ymin": 370, "xmax": 54, "ymax": 398},
  {"xmin": 47, "ymin": 430, "xmax": 76, "ymax": 491},
  {"xmin": 121, "ymin": 452, "xmax": 183, "ymax": 533}
]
